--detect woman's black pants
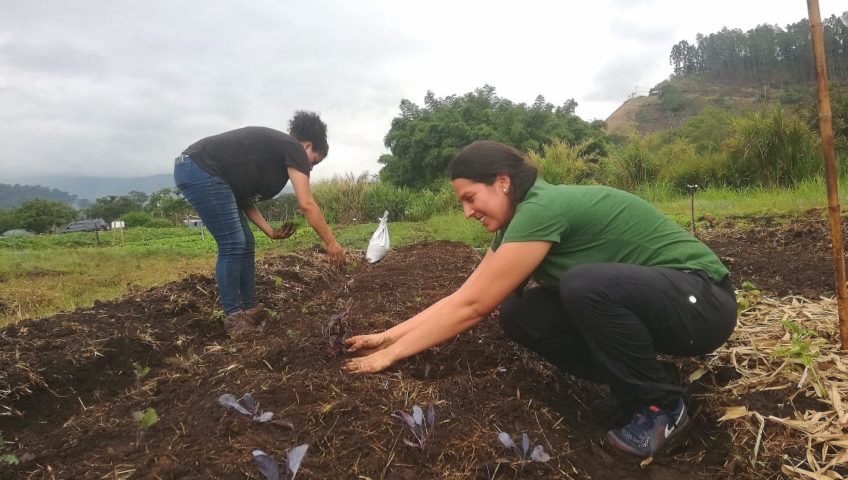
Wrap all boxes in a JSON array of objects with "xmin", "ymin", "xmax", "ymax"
[{"xmin": 498, "ymin": 263, "xmax": 737, "ymax": 409}]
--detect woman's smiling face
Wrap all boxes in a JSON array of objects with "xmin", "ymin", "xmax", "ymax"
[{"xmin": 451, "ymin": 174, "xmax": 514, "ymax": 232}]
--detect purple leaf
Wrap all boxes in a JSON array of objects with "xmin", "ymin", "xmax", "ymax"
[
  {"xmin": 412, "ymin": 405, "xmax": 424, "ymax": 426},
  {"xmin": 392, "ymin": 411, "xmax": 417, "ymax": 431},
  {"xmin": 530, "ymin": 445, "xmax": 551, "ymax": 462},
  {"xmin": 218, "ymin": 393, "xmax": 251, "ymax": 416},
  {"xmin": 242, "ymin": 393, "xmax": 258, "ymax": 414},
  {"xmin": 254, "ymin": 411, "xmax": 274, "ymax": 423},
  {"xmin": 286, "ymin": 444, "xmax": 309, "ymax": 480},
  {"xmin": 402, "ymin": 438, "xmax": 420, "ymax": 448},
  {"xmin": 252, "ymin": 450, "xmax": 281, "ymax": 480},
  {"xmin": 273, "ymin": 419, "xmax": 295, "ymax": 429},
  {"xmin": 521, "ymin": 433, "xmax": 530, "ymax": 458},
  {"xmin": 426, "ymin": 405, "xmax": 436, "ymax": 432},
  {"xmin": 498, "ymin": 432, "xmax": 515, "ymax": 450}
]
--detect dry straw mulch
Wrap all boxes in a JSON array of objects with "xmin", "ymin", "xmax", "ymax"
[{"xmin": 704, "ymin": 295, "xmax": 848, "ymax": 479}]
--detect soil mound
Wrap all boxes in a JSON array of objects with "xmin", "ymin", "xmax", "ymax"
[{"xmin": 0, "ymin": 213, "xmax": 839, "ymax": 478}]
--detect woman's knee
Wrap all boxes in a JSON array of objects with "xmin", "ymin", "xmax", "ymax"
[
  {"xmin": 218, "ymin": 231, "xmax": 247, "ymax": 255},
  {"xmin": 497, "ymin": 294, "xmax": 524, "ymax": 334}
]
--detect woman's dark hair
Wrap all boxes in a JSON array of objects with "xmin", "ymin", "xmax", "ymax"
[
  {"xmin": 448, "ymin": 141, "xmax": 538, "ymax": 205},
  {"xmin": 289, "ymin": 111, "xmax": 329, "ymax": 157}
]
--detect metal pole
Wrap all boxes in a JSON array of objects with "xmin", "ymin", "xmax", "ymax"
[{"xmin": 807, "ymin": 0, "xmax": 848, "ymax": 349}]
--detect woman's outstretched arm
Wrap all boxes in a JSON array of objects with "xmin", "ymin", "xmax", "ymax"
[{"xmin": 344, "ymin": 241, "xmax": 551, "ymax": 373}]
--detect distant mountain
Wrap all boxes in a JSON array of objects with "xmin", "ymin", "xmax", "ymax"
[
  {"xmin": 0, "ymin": 183, "xmax": 81, "ymax": 209},
  {"xmin": 7, "ymin": 174, "xmax": 295, "ymax": 203},
  {"xmin": 12, "ymin": 174, "xmax": 176, "ymax": 201}
]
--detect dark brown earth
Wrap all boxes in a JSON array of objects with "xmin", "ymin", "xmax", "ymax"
[{"xmin": 0, "ymin": 211, "xmax": 841, "ymax": 479}]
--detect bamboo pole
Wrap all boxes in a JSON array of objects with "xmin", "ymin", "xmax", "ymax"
[{"xmin": 807, "ymin": 0, "xmax": 848, "ymax": 349}]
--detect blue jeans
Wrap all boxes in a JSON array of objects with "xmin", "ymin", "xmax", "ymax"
[{"xmin": 174, "ymin": 156, "xmax": 257, "ymax": 314}]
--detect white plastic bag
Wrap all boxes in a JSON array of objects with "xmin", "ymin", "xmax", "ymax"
[{"xmin": 365, "ymin": 210, "xmax": 390, "ymax": 263}]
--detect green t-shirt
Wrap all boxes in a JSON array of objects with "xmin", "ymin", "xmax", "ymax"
[{"xmin": 491, "ymin": 179, "xmax": 729, "ymax": 288}]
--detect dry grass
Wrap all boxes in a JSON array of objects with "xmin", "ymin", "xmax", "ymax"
[
  {"xmin": 0, "ymin": 250, "xmax": 212, "ymax": 325},
  {"xmin": 703, "ymin": 295, "xmax": 848, "ymax": 479}
]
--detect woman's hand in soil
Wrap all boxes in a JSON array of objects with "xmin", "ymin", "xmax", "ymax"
[
  {"xmin": 327, "ymin": 240, "xmax": 346, "ymax": 265},
  {"xmin": 345, "ymin": 333, "xmax": 393, "ymax": 355},
  {"xmin": 270, "ymin": 222, "xmax": 295, "ymax": 239},
  {"xmin": 344, "ymin": 349, "xmax": 396, "ymax": 374}
]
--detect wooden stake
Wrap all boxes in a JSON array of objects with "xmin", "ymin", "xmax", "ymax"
[{"xmin": 807, "ymin": 0, "xmax": 848, "ymax": 349}]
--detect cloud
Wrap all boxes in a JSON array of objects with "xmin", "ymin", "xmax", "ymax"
[
  {"xmin": 2, "ymin": 0, "xmax": 844, "ymax": 183},
  {"xmin": 585, "ymin": 50, "xmax": 666, "ymax": 103}
]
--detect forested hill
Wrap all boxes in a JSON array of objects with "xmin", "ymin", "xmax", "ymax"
[
  {"xmin": 669, "ymin": 11, "xmax": 847, "ymax": 85},
  {"xmin": 10, "ymin": 174, "xmax": 176, "ymax": 203},
  {"xmin": 0, "ymin": 183, "xmax": 80, "ymax": 209},
  {"xmin": 606, "ymin": 11, "xmax": 848, "ymax": 135}
]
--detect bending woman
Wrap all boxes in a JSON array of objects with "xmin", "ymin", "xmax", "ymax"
[
  {"xmin": 174, "ymin": 111, "xmax": 345, "ymax": 338},
  {"xmin": 344, "ymin": 140, "xmax": 736, "ymax": 458}
]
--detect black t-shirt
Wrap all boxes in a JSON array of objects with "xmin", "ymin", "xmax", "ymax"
[{"xmin": 183, "ymin": 126, "xmax": 312, "ymax": 203}]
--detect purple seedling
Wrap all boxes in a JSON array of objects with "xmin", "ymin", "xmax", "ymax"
[
  {"xmin": 325, "ymin": 305, "xmax": 351, "ymax": 357},
  {"xmin": 252, "ymin": 444, "xmax": 308, "ymax": 480},
  {"xmin": 497, "ymin": 431, "xmax": 551, "ymax": 463},
  {"xmin": 392, "ymin": 404, "xmax": 436, "ymax": 449},
  {"xmin": 218, "ymin": 393, "xmax": 295, "ymax": 428}
]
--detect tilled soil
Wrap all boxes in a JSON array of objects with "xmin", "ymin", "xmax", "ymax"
[
  {"xmin": 0, "ymin": 211, "xmax": 842, "ymax": 479},
  {"xmin": 699, "ymin": 209, "xmax": 841, "ymax": 297}
]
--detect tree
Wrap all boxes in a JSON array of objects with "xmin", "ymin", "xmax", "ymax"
[
  {"xmin": 86, "ymin": 195, "xmax": 142, "ymax": 222},
  {"xmin": 379, "ymin": 86, "xmax": 605, "ymax": 188},
  {"xmin": 668, "ymin": 11, "xmax": 848, "ymax": 85},
  {"xmin": 126, "ymin": 191, "xmax": 149, "ymax": 209},
  {"xmin": 14, "ymin": 199, "xmax": 77, "ymax": 233},
  {"xmin": 145, "ymin": 188, "xmax": 191, "ymax": 225},
  {"xmin": 0, "ymin": 208, "xmax": 15, "ymax": 232}
]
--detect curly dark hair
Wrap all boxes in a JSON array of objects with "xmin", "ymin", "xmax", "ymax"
[{"xmin": 288, "ymin": 111, "xmax": 329, "ymax": 157}]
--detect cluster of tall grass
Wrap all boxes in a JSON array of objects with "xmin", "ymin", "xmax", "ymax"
[{"xmin": 270, "ymin": 173, "xmax": 459, "ymax": 225}]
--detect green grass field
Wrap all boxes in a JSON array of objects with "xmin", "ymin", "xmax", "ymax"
[
  {"xmin": 2, "ymin": 179, "xmax": 842, "ymax": 325},
  {"xmin": 0, "ymin": 214, "xmax": 493, "ymax": 325}
]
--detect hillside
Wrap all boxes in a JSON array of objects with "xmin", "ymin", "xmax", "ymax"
[
  {"xmin": 0, "ymin": 183, "xmax": 81, "ymax": 209},
  {"xmin": 605, "ymin": 76, "xmax": 788, "ymax": 136},
  {"xmin": 11, "ymin": 174, "xmax": 176, "ymax": 201}
]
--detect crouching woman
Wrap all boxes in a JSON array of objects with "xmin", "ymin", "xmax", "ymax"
[{"xmin": 344, "ymin": 140, "xmax": 737, "ymax": 458}]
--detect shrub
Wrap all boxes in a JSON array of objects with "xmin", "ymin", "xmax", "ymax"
[
  {"xmin": 724, "ymin": 106, "xmax": 821, "ymax": 187},
  {"xmin": 364, "ymin": 182, "xmax": 410, "ymax": 222},
  {"xmin": 403, "ymin": 181, "xmax": 457, "ymax": 221},
  {"xmin": 121, "ymin": 211, "xmax": 153, "ymax": 228},
  {"xmin": 312, "ymin": 173, "xmax": 371, "ymax": 224},
  {"xmin": 147, "ymin": 218, "xmax": 173, "ymax": 228},
  {"xmin": 600, "ymin": 135, "xmax": 661, "ymax": 189},
  {"xmin": 527, "ymin": 139, "xmax": 599, "ymax": 185}
]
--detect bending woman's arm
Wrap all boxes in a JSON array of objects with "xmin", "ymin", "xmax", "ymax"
[
  {"xmin": 344, "ymin": 241, "xmax": 551, "ymax": 373},
  {"xmin": 288, "ymin": 167, "xmax": 345, "ymax": 263}
]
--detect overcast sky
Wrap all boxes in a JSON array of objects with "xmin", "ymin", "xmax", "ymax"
[{"xmin": 1, "ymin": 0, "xmax": 843, "ymax": 182}]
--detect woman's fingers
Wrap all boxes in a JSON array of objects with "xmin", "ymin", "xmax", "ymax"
[
  {"xmin": 346, "ymin": 335, "xmax": 377, "ymax": 352},
  {"xmin": 344, "ymin": 352, "xmax": 393, "ymax": 374}
]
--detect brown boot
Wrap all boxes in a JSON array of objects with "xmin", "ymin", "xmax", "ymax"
[
  {"xmin": 244, "ymin": 303, "xmax": 271, "ymax": 325},
  {"xmin": 223, "ymin": 311, "xmax": 253, "ymax": 339}
]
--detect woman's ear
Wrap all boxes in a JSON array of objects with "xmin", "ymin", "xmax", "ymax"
[{"xmin": 496, "ymin": 173, "xmax": 511, "ymax": 193}]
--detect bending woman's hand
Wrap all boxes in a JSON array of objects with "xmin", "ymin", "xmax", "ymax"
[
  {"xmin": 327, "ymin": 240, "xmax": 346, "ymax": 265},
  {"xmin": 269, "ymin": 222, "xmax": 295, "ymax": 240}
]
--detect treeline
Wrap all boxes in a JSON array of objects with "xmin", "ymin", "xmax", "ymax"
[
  {"xmin": 379, "ymin": 85, "xmax": 604, "ymax": 188},
  {"xmin": 0, "ymin": 188, "xmax": 191, "ymax": 234},
  {"xmin": 0, "ymin": 183, "xmax": 85, "ymax": 209},
  {"xmin": 670, "ymin": 11, "xmax": 848, "ymax": 85},
  {"xmin": 268, "ymin": 83, "xmax": 846, "ymax": 225},
  {"xmin": 5, "ymin": 81, "xmax": 847, "ymax": 234}
]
